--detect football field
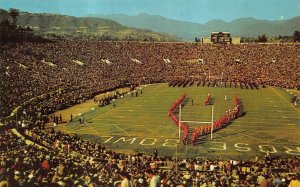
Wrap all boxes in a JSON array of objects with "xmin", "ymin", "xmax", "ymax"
[{"xmin": 64, "ymin": 83, "xmax": 300, "ymax": 160}]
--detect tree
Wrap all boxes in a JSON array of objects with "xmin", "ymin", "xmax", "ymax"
[
  {"xmin": 9, "ymin": 8, "xmax": 19, "ymax": 27},
  {"xmin": 258, "ymin": 34, "xmax": 267, "ymax": 42},
  {"xmin": 294, "ymin": 31, "xmax": 300, "ymax": 42}
]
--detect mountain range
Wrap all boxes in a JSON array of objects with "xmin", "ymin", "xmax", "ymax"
[
  {"xmin": 0, "ymin": 9, "xmax": 179, "ymax": 41},
  {"xmin": 1, "ymin": 8, "xmax": 299, "ymax": 42},
  {"xmin": 87, "ymin": 13, "xmax": 300, "ymax": 41}
]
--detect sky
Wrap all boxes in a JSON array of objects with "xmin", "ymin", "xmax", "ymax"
[{"xmin": 1, "ymin": 0, "xmax": 300, "ymax": 23}]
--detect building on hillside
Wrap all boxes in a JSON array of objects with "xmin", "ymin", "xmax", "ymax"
[
  {"xmin": 201, "ymin": 32, "xmax": 240, "ymax": 44},
  {"xmin": 211, "ymin": 32, "xmax": 231, "ymax": 44}
]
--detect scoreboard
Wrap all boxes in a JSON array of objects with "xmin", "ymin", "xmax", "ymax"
[{"xmin": 211, "ymin": 32, "xmax": 231, "ymax": 44}]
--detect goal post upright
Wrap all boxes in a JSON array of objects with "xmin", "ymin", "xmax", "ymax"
[{"xmin": 180, "ymin": 105, "xmax": 215, "ymax": 141}]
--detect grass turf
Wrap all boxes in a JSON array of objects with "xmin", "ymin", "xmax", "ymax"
[{"xmin": 63, "ymin": 83, "xmax": 300, "ymax": 160}]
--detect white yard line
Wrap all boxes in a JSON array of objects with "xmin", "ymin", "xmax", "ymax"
[{"xmin": 112, "ymin": 124, "xmax": 130, "ymax": 136}]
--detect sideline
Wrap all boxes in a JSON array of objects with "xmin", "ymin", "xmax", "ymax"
[
  {"xmin": 270, "ymin": 87, "xmax": 300, "ymax": 113},
  {"xmin": 52, "ymin": 87, "xmax": 131, "ymax": 124}
]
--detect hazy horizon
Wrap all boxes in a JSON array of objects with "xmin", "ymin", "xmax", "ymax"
[{"xmin": 1, "ymin": 0, "xmax": 300, "ymax": 24}]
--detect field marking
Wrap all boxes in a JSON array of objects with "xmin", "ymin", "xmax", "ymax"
[
  {"xmin": 231, "ymin": 114, "xmax": 299, "ymax": 119},
  {"xmin": 217, "ymin": 128, "xmax": 300, "ymax": 135},
  {"xmin": 139, "ymin": 125, "xmax": 165, "ymax": 137},
  {"xmin": 83, "ymin": 122, "xmax": 104, "ymax": 135},
  {"xmin": 225, "ymin": 129, "xmax": 270, "ymax": 144},
  {"xmin": 194, "ymin": 122, "xmax": 298, "ymax": 128},
  {"xmin": 88, "ymin": 96, "xmax": 137, "ymax": 121},
  {"xmin": 112, "ymin": 124, "xmax": 130, "ymax": 136},
  {"xmin": 260, "ymin": 130, "xmax": 300, "ymax": 145},
  {"xmin": 270, "ymin": 87, "xmax": 300, "ymax": 113},
  {"xmin": 91, "ymin": 120, "xmax": 171, "ymax": 124},
  {"xmin": 74, "ymin": 132, "xmax": 300, "ymax": 146},
  {"xmin": 64, "ymin": 84, "xmax": 300, "ymax": 155},
  {"xmin": 264, "ymin": 136, "xmax": 293, "ymax": 144},
  {"xmin": 66, "ymin": 122, "xmax": 93, "ymax": 133},
  {"xmin": 209, "ymin": 139, "xmax": 300, "ymax": 145}
]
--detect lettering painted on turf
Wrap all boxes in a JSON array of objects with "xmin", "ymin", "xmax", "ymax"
[
  {"xmin": 209, "ymin": 142, "xmax": 226, "ymax": 150},
  {"xmin": 284, "ymin": 146, "xmax": 300, "ymax": 155},
  {"xmin": 101, "ymin": 136, "xmax": 114, "ymax": 144},
  {"xmin": 140, "ymin": 138, "xmax": 157, "ymax": 145},
  {"xmin": 235, "ymin": 143, "xmax": 251, "ymax": 152},
  {"xmin": 113, "ymin": 137, "xmax": 137, "ymax": 144},
  {"xmin": 99, "ymin": 136, "xmax": 300, "ymax": 156},
  {"xmin": 162, "ymin": 139, "xmax": 180, "ymax": 147},
  {"xmin": 259, "ymin": 145, "xmax": 277, "ymax": 153}
]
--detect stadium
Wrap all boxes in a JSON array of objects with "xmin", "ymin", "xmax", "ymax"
[{"xmin": 1, "ymin": 3, "xmax": 300, "ymax": 187}]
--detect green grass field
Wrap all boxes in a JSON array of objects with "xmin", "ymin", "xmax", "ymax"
[{"xmin": 64, "ymin": 83, "xmax": 300, "ymax": 160}]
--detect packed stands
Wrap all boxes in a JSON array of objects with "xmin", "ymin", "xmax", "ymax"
[
  {"xmin": 1, "ymin": 40, "xmax": 300, "ymax": 186},
  {"xmin": 1, "ymin": 41, "xmax": 299, "ymax": 118},
  {"xmin": 0, "ymin": 125, "xmax": 299, "ymax": 186}
]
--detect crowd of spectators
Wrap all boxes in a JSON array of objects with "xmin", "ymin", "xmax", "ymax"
[
  {"xmin": 1, "ymin": 41, "xmax": 299, "ymax": 118},
  {"xmin": 0, "ymin": 40, "xmax": 300, "ymax": 186},
  {"xmin": 0, "ymin": 126, "xmax": 299, "ymax": 187}
]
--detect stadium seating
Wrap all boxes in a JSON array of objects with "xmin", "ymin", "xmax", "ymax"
[{"xmin": 1, "ymin": 41, "xmax": 299, "ymax": 186}]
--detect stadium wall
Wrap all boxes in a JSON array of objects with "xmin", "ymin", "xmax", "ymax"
[{"xmin": 232, "ymin": 37, "xmax": 241, "ymax": 44}]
